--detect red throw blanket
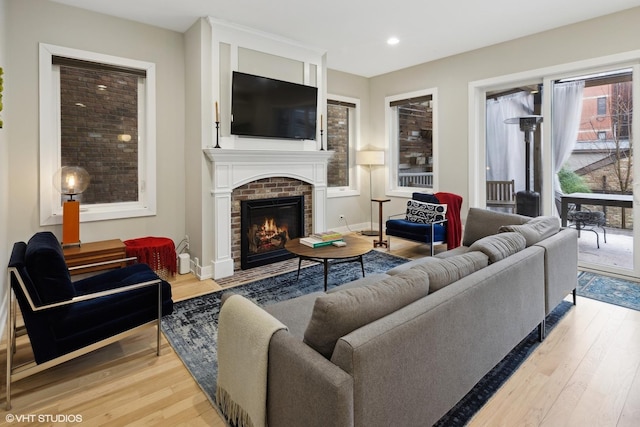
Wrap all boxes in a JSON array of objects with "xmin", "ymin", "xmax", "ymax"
[{"xmin": 435, "ymin": 192, "xmax": 463, "ymax": 249}]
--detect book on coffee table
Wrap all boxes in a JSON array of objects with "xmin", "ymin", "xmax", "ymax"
[
  {"xmin": 299, "ymin": 236, "xmax": 344, "ymax": 248},
  {"xmin": 310, "ymin": 231, "xmax": 343, "ymax": 241}
]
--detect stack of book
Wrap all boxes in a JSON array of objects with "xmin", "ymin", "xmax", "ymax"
[{"xmin": 299, "ymin": 231, "xmax": 344, "ymax": 248}]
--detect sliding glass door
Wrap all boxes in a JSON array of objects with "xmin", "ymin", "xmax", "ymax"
[
  {"xmin": 472, "ymin": 59, "xmax": 640, "ymax": 279},
  {"xmin": 551, "ymin": 68, "xmax": 635, "ymax": 275}
]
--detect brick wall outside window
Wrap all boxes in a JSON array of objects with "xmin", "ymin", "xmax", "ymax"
[{"xmin": 60, "ymin": 65, "xmax": 139, "ymax": 204}]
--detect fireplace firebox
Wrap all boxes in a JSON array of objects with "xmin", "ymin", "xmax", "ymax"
[{"xmin": 241, "ymin": 196, "xmax": 305, "ymax": 270}]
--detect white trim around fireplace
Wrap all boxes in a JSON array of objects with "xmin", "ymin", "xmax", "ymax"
[{"xmin": 203, "ymin": 149, "xmax": 334, "ymax": 279}]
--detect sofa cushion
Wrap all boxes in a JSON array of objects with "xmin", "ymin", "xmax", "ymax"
[
  {"xmin": 386, "ymin": 257, "xmax": 441, "ymax": 276},
  {"xmin": 25, "ymin": 232, "xmax": 75, "ymax": 304},
  {"xmin": 462, "ymin": 208, "xmax": 529, "ymax": 246},
  {"xmin": 468, "ymin": 232, "xmax": 526, "ymax": 263},
  {"xmin": 327, "ymin": 273, "xmax": 391, "ymax": 293},
  {"xmin": 303, "ymin": 269, "xmax": 430, "ymax": 358},
  {"xmin": 388, "ymin": 251, "xmax": 488, "ymax": 293},
  {"xmin": 405, "ymin": 200, "xmax": 447, "ymax": 223},
  {"xmin": 412, "ymin": 252, "xmax": 489, "ymax": 293},
  {"xmin": 498, "ymin": 216, "xmax": 560, "ymax": 246}
]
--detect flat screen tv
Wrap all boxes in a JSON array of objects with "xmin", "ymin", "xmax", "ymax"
[{"xmin": 231, "ymin": 71, "xmax": 318, "ymax": 140}]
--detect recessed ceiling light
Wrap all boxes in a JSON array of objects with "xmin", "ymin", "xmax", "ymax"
[
  {"xmin": 387, "ymin": 37, "xmax": 400, "ymax": 46},
  {"xmin": 97, "ymin": 84, "xmax": 107, "ymax": 91}
]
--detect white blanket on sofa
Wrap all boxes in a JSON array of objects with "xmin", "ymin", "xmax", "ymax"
[{"xmin": 216, "ymin": 294, "xmax": 287, "ymax": 427}]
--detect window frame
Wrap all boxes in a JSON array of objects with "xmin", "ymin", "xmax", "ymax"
[
  {"xmin": 327, "ymin": 94, "xmax": 361, "ymax": 198},
  {"xmin": 385, "ymin": 87, "xmax": 439, "ymax": 197},
  {"xmin": 39, "ymin": 43, "xmax": 157, "ymax": 226}
]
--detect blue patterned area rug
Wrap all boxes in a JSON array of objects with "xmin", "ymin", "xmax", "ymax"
[
  {"xmin": 577, "ymin": 271, "xmax": 640, "ymax": 311},
  {"xmin": 162, "ymin": 253, "xmax": 572, "ymax": 426}
]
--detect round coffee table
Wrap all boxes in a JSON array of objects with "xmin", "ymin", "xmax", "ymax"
[{"xmin": 285, "ymin": 234, "xmax": 372, "ymax": 291}]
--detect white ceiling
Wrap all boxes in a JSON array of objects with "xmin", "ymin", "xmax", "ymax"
[{"xmin": 51, "ymin": 0, "xmax": 640, "ymax": 77}]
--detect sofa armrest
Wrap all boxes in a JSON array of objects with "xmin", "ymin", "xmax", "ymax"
[
  {"xmin": 534, "ymin": 228, "xmax": 578, "ymax": 314},
  {"xmin": 268, "ymin": 330, "xmax": 354, "ymax": 427}
]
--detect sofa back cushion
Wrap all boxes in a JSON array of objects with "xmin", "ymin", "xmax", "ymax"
[
  {"xmin": 499, "ymin": 216, "xmax": 560, "ymax": 246},
  {"xmin": 25, "ymin": 232, "xmax": 75, "ymax": 304},
  {"xmin": 468, "ymin": 232, "xmax": 526, "ymax": 263},
  {"xmin": 303, "ymin": 269, "xmax": 430, "ymax": 358},
  {"xmin": 412, "ymin": 251, "xmax": 489, "ymax": 293},
  {"xmin": 462, "ymin": 208, "xmax": 529, "ymax": 246}
]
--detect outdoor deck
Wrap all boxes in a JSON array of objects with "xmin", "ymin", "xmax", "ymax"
[{"xmin": 576, "ymin": 226, "xmax": 633, "ymax": 271}]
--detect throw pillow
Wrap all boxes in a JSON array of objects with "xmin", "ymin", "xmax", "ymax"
[
  {"xmin": 412, "ymin": 251, "xmax": 489, "ymax": 293},
  {"xmin": 468, "ymin": 232, "xmax": 526, "ymax": 263},
  {"xmin": 405, "ymin": 200, "xmax": 447, "ymax": 224},
  {"xmin": 462, "ymin": 208, "xmax": 529, "ymax": 246},
  {"xmin": 303, "ymin": 269, "xmax": 430, "ymax": 358},
  {"xmin": 498, "ymin": 216, "xmax": 560, "ymax": 247}
]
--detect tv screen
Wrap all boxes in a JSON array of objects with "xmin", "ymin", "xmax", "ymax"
[{"xmin": 231, "ymin": 71, "xmax": 318, "ymax": 140}]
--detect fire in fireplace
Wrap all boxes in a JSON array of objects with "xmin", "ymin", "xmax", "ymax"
[{"xmin": 241, "ymin": 196, "xmax": 304, "ymax": 270}]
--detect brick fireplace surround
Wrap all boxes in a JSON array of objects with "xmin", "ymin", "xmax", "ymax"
[
  {"xmin": 233, "ymin": 178, "xmax": 312, "ymax": 270},
  {"xmin": 203, "ymin": 149, "xmax": 333, "ymax": 279}
]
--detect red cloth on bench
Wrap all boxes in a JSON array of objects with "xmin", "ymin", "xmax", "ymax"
[{"xmin": 124, "ymin": 237, "xmax": 176, "ymax": 277}]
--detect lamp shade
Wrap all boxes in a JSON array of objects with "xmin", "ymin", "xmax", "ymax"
[
  {"xmin": 53, "ymin": 166, "xmax": 90, "ymax": 196},
  {"xmin": 356, "ymin": 150, "xmax": 385, "ymax": 166}
]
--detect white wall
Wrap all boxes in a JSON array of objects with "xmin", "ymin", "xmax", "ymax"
[
  {"xmin": 0, "ymin": 0, "xmax": 9, "ymax": 340},
  {"xmin": 368, "ymin": 7, "xmax": 640, "ymax": 220},
  {"xmin": 325, "ymin": 69, "xmax": 375, "ymax": 230},
  {"xmin": 5, "ymin": 0, "xmax": 186, "ymax": 245}
]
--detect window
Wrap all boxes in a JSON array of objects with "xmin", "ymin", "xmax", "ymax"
[
  {"xmin": 386, "ymin": 88, "xmax": 437, "ymax": 195},
  {"xmin": 327, "ymin": 95, "xmax": 360, "ymax": 197},
  {"xmin": 39, "ymin": 44, "xmax": 157, "ymax": 226},
  {"xmin": 597, "ymin": 96, "xmax": 607, "ymax": 115}
]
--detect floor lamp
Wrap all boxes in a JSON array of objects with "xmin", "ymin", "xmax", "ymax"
[{"xmin": 356, "ymin": 150, "xmax": 385, "ymax": 236}]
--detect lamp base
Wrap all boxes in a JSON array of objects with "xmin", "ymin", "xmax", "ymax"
[
  {"xmin": 360, "ymin": 230, "xmax": 379, "ymax": 236},
  {"xmin": 62, "ymin": 200, "xmax": 81, "ymax": 247}
]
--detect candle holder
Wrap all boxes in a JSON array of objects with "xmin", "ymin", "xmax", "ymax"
[
  {"xmin": 320, "ymin": 129, "xmax": 325, "ymax": 151},
  {"xmin": 214, "ymin": 121, "xmax": 221, "ymax": 148}
]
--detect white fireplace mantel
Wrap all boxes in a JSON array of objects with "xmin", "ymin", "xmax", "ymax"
[{"xmin": 203, "ymin": 148, "xmax": 333, "ymax": 279}]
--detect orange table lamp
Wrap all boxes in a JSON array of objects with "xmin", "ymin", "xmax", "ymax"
[{"xmin": 54, "ymin": 166, "xmax": 90, "ymax": 247}]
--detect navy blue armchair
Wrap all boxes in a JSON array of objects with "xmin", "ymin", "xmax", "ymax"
[{"xmin": 6, "ymin": 232, "xmax": 174, "ymax": 409}]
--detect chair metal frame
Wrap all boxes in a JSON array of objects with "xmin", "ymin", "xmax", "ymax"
[
  {"xmin": 5, "ymin": 258, "xmax": 163, "ymax": 410},
  {"xmin": 486, "ymin": 180, "xmax": 516, "ymax": 212}
]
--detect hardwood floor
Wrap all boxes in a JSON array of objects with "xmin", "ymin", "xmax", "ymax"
[{"xmin": 1, "ymin": 236, "xmax": 639, "ymax": 426}]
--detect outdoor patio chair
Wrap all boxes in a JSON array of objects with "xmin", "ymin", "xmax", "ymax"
[
  {"xmin": 5, "ymin": 231, "xmax": 174, "ymax": 409},
  {"xmin": 486, "ymin": 179, "xmax": 516, "ymax": 213},
  {"xmin": 567, "ymin": 206, "xmax": 607, "ymax": 248}
]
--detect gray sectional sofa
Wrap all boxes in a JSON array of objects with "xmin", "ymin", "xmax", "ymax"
[{"xmin": 220, "ymin": 208, "xmax": 578, "ymax": 427}]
